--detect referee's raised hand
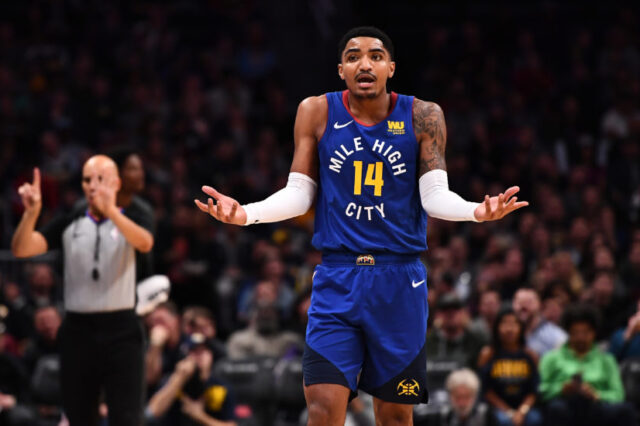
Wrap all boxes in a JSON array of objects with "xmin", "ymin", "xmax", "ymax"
[{"xmin": 17, "ymin": 167, "xmax": 42, "ymax": 215}]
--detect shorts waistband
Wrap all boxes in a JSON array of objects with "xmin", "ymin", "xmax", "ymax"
[
  {"xmin": 65, "ymin": 308, "xmax": 137, "ymax": 323},
  {"xmin": 322, "ymin": 251, "xmax": 419, "ymax": 265}
]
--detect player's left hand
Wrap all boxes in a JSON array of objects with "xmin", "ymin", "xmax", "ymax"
[{"xmin": 474, "ymin": 186, "xmax": 528, "ymax": 222}]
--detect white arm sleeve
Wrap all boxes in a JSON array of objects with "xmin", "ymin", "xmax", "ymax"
[
  {"xmin": 243, "ymin": 172, "xmax": 317, "ymax": 225},
  {"xmin": 419, "ymin": 169, "xmax": 480, "ymax": 222}
]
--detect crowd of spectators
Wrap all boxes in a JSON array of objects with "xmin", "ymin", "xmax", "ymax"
[{"xmin": 1, "ymin": 1, "xmax": 640, "ymax": 425}]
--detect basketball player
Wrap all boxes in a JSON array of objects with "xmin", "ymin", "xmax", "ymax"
[{"xmin": 195, "ymin": 27, "xmax": 528, "ymax": 426}]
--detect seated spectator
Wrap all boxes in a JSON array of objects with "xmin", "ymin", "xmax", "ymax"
[
  {"xmin": 146, "ymin": 333, "xmax": 237, "ymax": 426},
  {"xmin": 513, "ymin": 288, "xmax": 567, "ymax": 356},
  {"xmin": 470, "ymin": 290, "xmax": 502, "ymax": 342},
  {"xmin": 227, "ymin": 302, "xmax": 303, "ymax": 360},
  {"xmin": 609, "ymin": 300, "xmax": 640, "ymax": 362},
  {"xmin": 0, "ymin": 320, "xmax": 32, "ymax": 425},
  {"xmin": 436, "ymin": 368, "xmax": 493, "ymax": 426},
  {"xmin": 145, "ymin": 302, "xmax": 185, "ymax": 388},
  {"xmin": 539, "ymin": 305, "xmax": 637, "ymax": 426},
  {"xmin": 22, "ymin": 306, "xmax": 61, "ymax": 374},
  {"xmin": 478, "ymin": 309, "xmax": 542, "ymax": 426},
  {"xmin": 426, "ymin": 293, "xmax": 487, "ymax": 369},
  {"xmin": 182, "ymin": 305, "xmax": 227, "ymax": 360}
]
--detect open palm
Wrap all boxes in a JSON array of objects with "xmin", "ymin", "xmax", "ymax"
[
  {"xmin": 474, "ymin": 186, "xmax": 529, "ymax": 222},
  {"xmin": 194, "ymin": 186, "xmax": 247, "ymax": 225}
]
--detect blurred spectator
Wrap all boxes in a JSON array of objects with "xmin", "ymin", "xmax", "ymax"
[
  {"xmin": 238, "ymin": 256, "xmax": 296, "ymax": 324},
  {"xmin": 435, "ymin": 368, "xmax": 493, "ymax": 426},
  {"xmin": 478, "ymin": 309, "xmax": 542, "ymax": 426},
  {"xmin": 145, "ymin": 302, "xmax": 184, "ymax": 388},
  {"xmin": 609, "ymin": 300, "xmax": 640, "ymax": 362},
  {"xmin": 470, "ymin": 290, "xmax": 501, "ymax": 342},
  {"xmin": 582, "ymin": 271, "xmax": 627, "ymax": 338},
  {"xmin": 539, "ymin": 305, "xmax": 636, "ymax": 426},
  {"xmin": 513, "ymin": 289, "xmax": 567, "ymax": 356},
  {"xmin": 620, "ymin": 242, "xmax": 640, "ymax": 300},
  {"xmin": 7, "ymin": 263, "xmax": 60, "ymax": 340},
  {"xmin": 110, "ymin": 147, "xmax": 155, "ymax": 282},
  {"xmin": 181, "ymin": 305, "xmax": 227, "ymax": 360},
  {"xmin": 146, "ymin": 333, "xmax": 237, "ymax": 426},
  {"xmin": 0, "ymin": 320, "xmax": 32, "ymax": 425},
  {"xmin": 426, "ymin": 293, "xmax": 487, "ymax": 369},
  {"xmin": 22, "ymin": 306, "xmax": 61, "ymax": 374},
  {"xmin": 227, "ymin": 302, "xmax": 303, "ymax": 360}
]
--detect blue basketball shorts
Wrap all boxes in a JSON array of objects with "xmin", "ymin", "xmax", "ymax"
[{"xmin": 303, "ymin": 252, "xmax": 429, "ymax": 404}]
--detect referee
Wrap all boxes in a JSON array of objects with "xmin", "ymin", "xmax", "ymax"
[{"xmin": 11, "ymin": 155, "xmax": 154, "ymax": 426}]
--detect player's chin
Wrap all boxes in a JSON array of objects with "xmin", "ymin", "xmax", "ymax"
[{"xmin": 350, "ymin": 84, "xmax": 380, "ymax": 99}]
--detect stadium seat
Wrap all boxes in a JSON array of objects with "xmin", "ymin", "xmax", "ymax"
[
  {"xmin": 30, "ymin": 355, "xmax": 62, "ymax": 405},
  {"xmin": 274, "ymin": 357, "xmax": 305, "ymax": 408},
  {"xmin": 620, "ymin": 357, "xmax": 640, "ymax": 409}
]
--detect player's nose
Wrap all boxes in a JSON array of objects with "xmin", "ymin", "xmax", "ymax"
[{"xmin": 358, "ymin": 56, "xmax": 372, "ymax": 71}]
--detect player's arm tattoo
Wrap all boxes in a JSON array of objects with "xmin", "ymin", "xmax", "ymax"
[{"xmin": 413, "ymin": 99, "xmax": 447, "ymax": 175}]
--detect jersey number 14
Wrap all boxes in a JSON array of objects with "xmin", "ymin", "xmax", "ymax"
[{"xmin": 353, "ymin": 161, "xmax": 384, "ymax": 196}]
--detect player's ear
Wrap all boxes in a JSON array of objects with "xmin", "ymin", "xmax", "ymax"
[
  {"xmin": 388, "ymin": 61, "xmax": 396, "ymax": 78},
  {"xmin": 337, "ymin": 63, "xmax": 345, "ymax": 81}
]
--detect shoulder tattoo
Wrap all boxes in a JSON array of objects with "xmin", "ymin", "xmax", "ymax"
[{"xmin": 413, "ymin": 100, "xmax": 447, "ymax": 174}]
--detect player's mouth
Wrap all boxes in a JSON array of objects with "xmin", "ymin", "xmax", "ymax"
[{"xmin": 356, "ymin": 74, "xmax": 376, "ymax": 89}]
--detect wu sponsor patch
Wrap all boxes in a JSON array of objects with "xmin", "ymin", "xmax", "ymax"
[{"xmin": 387, "ymin": 120, "xmax": 405, "ymax": 135}]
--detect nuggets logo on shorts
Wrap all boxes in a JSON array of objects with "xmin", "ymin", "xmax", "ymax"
[
  {"xmin": 387, "ymin": 120, "xmax": 405, "ymax": 135},
  {"xmin": 397, "ymin": 379, "xmax": 420, "ymax": 396},
  {"xmin": 356, "ymin": 254, "xmax": 375, "ymax": 265}
]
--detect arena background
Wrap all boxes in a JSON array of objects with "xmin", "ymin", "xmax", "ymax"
[{"xmin": 0, "ymin": 1, "xmax": 639, "ymax": 425}]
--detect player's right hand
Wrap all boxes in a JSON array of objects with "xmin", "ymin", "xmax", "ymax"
[
  {"xmin": 194, "ymin": 186, "xmax": 247, "ymax": 225},
  {"xmin": 17, "ymin": 168, "xmax": 42, "ymax": 215}
]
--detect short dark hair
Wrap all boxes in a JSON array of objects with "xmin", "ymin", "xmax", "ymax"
[
  {"xmin": 107, "ymin": 146, "xmax": 140, "ymax": 170},
  {"xmin": 338, "ymin": 26, "xmax": 394, "ymax": 61},
  {"xmin": 561, "ymin": 304, "xmax": 600, "ymax": 333}
]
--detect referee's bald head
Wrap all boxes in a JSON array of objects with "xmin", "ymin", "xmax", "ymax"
[{"xmin": 84, "ymin": 155, "xmax": 119, "ymax": 177}]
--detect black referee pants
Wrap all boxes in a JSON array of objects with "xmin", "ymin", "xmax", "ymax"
[{"xmin": 59, "ymin": 309, "xmax": 145, "ymax": 426}]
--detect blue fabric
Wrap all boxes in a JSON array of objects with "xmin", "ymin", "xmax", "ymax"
[
  {"xmin": 312, "ymin": 90, "xmax": 427, "ymax": 254},
  {"xmin": 304, "ymin": 259, "xmax": 428, "ymax": 392},
  {"xmin": 609, "ymin": 328, "xmax": 640, "ymax": 360},
  {"xmin": 494, "ymin": 408, "xmax": 543, "ymax": 426}
]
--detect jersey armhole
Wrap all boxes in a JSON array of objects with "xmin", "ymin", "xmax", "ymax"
[
  {"xmin": 411, "ymin": 96, "xmax": 420, "ymax": 145},
  {"xmin": 317, "ymin": 93, "xmax": 332, "ymax": 145}
]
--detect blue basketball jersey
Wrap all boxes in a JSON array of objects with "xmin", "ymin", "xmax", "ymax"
[{"xmin": 312, "ymin": 90, "xmax": 428, "ymax": 254}]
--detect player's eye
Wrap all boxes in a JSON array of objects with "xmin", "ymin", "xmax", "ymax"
[
  {"xmin": 347, "ymin": 55, "xmax": 358, "ymax": 62},
  {"xmin": 372, "ymin": 54, "xmax": 382, "ymax": 60}
]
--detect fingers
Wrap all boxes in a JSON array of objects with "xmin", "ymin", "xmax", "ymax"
[
  {"xmin": 229, "ymin": 201, "xmax": 237, "ymax": 219},
  {"xmin": 194, "ymin": 199, "xmax": 210, "ymax": 213},
  {"xmin": 18, "ymin": 183, "xmax": 29, "ymax": 196},
  {"xmin": 496, "ymin": 193, "xmax": 505, "ymax": 215},
  {"xmin": 202, "ymin": 185, "xmax": 221, "ymax": 200},
  {"xmin": 503, "ymin": 186, "xmax": 519, "ymax": 200},
  {"xmin": 208, "ymin": 198, "xmax": 220, "ymax": 220},
  {"xmin": 33, "ymin": 167, "xmax": 41, "ymax": 189}
]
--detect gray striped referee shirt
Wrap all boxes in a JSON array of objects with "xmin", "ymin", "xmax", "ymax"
[{"xmin": 40, "ymin": 198, "xmax": 154, "ymax": 313}]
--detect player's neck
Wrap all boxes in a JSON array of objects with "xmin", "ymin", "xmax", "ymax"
[{"xmin": 346, "ymin": 90, "xmax": 392, "ymax": 124}]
